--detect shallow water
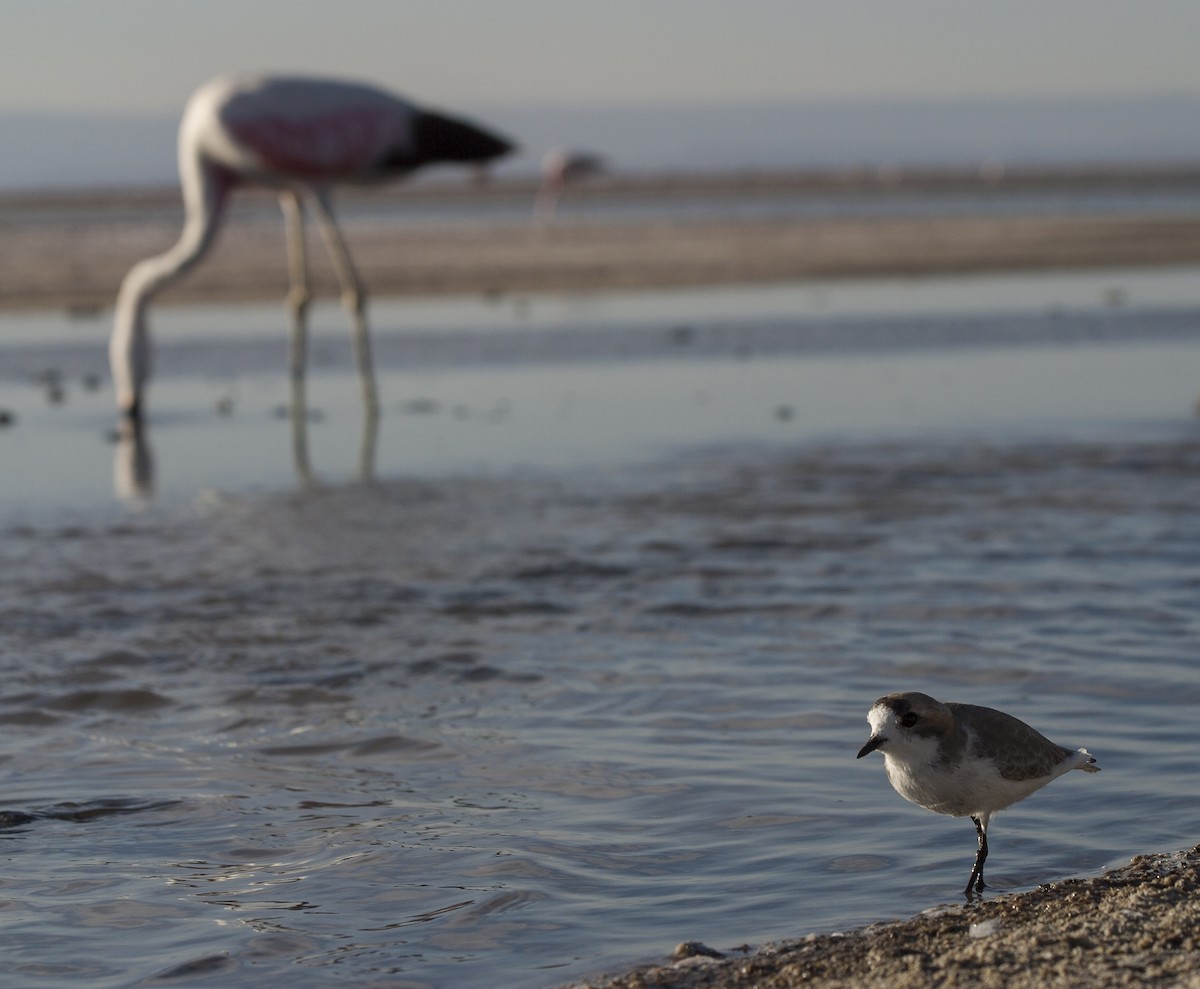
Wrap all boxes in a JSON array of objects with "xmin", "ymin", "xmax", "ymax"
[{"xmin": 0, "ymin": 271, "xmax": 1199, "ymax": 987}]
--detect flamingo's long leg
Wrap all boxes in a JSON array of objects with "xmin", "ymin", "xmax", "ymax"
[
  {"xmin": 279, "ymin": 190, "xmax": 314, "ymax": 486},
  {"xmin": 311, "ymin": 189, "xmax": 380, "ymax": 418},
  {"xmin": 279, "ymin": 191, "xmax": 311, "ymax": 387}
]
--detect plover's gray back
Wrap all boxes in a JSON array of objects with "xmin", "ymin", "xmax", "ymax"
[{"xmin": 946, "ymin": 701, "xmax": 1098, "ymax": 782}]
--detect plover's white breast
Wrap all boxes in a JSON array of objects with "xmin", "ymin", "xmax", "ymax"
[{"xmin": 881, "ymin": 743, "xmax": 1006, "ymax": 819}]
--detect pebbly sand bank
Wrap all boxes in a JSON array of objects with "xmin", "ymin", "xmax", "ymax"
[{"xmin": 571, "ymin": 846, "xmax": 1200, "ymax": 989}]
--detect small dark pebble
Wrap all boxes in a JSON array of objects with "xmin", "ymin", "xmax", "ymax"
[{"xmin": 673, "ymin": 941, "xmax": 725, "ymax": 960}]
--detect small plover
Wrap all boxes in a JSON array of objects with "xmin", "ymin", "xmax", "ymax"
[{"xmin": 856, "ymin": 691, "xmax": 1099, "ymax": 894}]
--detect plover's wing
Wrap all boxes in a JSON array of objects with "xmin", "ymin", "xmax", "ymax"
[{"xmin": 946, "ymin": 703, "xmax": 1080, "ymax": 781}]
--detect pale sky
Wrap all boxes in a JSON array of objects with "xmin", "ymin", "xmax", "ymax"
[{"xmin": 2, "ymin": 0, "xmax": 1199, "ymax": 114}]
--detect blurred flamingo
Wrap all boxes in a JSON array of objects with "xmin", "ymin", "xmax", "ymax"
[
  {"xmin": 111, "ymin": 73, "xmax": 513, "ymax": 420},
  {"xmin": 535, "ymin": 146, "xmax": 604, "ymax": 220}
]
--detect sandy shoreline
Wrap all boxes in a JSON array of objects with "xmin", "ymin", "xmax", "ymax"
[
  {"xmin": 4, "ymin": 172, "xmax": 1200, "ymax": 313},
  {"xmin": 571, "ymin": 846, "xmax": 1200, "ymax": 989}
]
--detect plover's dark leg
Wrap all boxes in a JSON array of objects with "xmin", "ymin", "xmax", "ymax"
[{"xmin": 966, "ymin": 815, "xmax": 988, "ymax": 893}]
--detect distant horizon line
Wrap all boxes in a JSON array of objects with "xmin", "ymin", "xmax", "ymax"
[{"xmin": 3, "ymin": 88, "xmax": 1200, "ymax": 118}]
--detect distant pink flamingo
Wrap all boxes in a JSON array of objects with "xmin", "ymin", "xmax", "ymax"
[
  {"xmin": 535, "ymin": 147, "xmax": 604, "ymax": 220},
  {"xmin": 110, "ymin": 73, "xmax": 513, "ymax": 420}
]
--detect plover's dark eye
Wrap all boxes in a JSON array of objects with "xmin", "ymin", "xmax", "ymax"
[{"xmin": 900, "ymin": 712, "xmax": 919, "ymax": 728}]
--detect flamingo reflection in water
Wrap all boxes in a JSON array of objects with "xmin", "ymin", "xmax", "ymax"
[{"xmin": 111, "ymin": 389, "xmax": 382, "ymax": 505}]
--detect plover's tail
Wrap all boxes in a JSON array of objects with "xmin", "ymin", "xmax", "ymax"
[{"xmin": 1073, "ymin": 747, "xmax": 1101, "ymax": 773}]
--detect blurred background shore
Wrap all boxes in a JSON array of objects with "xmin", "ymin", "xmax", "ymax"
[{"xmin": 5, "ymin": 165, "xmax": 1200, "ymax": 314}]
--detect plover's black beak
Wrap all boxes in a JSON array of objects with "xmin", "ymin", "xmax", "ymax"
[{"xmin": 857, "ymin": 734, "xmax": 886, "ymax": 758}]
